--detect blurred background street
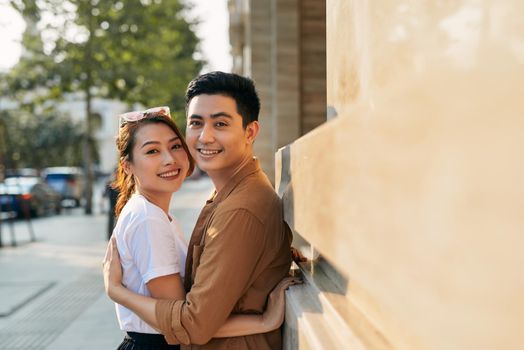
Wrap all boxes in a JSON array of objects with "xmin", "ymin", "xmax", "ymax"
[
  {"xmin": 0, "ymin": 1, "xmax": 226, "ymax": 347},
  {"xmin": 0, "ymin": 176, "xmax": 213, "ymax": 350},
  {"xmin": 2, "ymin": 0, "xmax": 522, "ymax": 348}
]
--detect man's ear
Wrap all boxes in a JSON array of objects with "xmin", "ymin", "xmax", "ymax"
[{"xmin": 245, "ymin": 121, "xmax": 260, "ymax": 144}]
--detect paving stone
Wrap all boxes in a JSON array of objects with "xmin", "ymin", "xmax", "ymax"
[{"xmin": 0, "ymin": 281, "xmax": 55, "ymax": 317}]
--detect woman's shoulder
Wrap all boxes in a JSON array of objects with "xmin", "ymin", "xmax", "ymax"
[
  {"xmin": 115, "ymin": 196, "xmax": 166, "ymax": 237},
  {"xmin": 121, "ymin": 194, "xmax": 166, "ymax": 220},
  {"xmin": 116, "ymin": 196, "xmax": 175, "ymax": 243}
]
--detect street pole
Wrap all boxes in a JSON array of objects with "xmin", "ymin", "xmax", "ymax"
[{"xmin": 0, "ymin": 106, "xmax": 5, "ymax": 246}]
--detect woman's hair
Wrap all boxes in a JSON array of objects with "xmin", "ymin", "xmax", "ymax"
[{"xmin": 111, "ymin": 115, "xmax": 195, "ymax": 217}]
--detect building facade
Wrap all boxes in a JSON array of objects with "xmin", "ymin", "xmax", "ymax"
[
  {"xmin": 229, "ymin": 1, "xmax": 524, "ymax": 349},
  {"xmin": 228, "ymin": 0, "xmax": 326, "ymax": 179}
]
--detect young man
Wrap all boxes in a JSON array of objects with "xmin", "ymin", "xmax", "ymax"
[{"xmin": 104, "ymin": 72, "xmax": 293, "ymax": 349}]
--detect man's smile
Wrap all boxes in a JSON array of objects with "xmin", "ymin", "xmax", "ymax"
[{"xmin": 197, "ymin": 148, "xmax": 223, "ymax": 156}]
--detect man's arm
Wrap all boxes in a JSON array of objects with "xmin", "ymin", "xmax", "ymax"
[
  {"xmin": 155, "ymin": 209, "xmax": 271, "ymax": 344},
  {"xmin": 103, "ymin": 235, "xmax": 300, "ymax": 341}
]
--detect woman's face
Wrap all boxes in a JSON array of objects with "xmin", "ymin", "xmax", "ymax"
[{"xmin": 125, "ymin": 122, "xmax": 189, "ymax": 197}]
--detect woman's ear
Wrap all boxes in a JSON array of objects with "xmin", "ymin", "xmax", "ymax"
[
  {"xmin": 245, "ymin": 121, "xmax": 260, "ymax": 144},
  {"xmin": 122, "ymin": 159, "xmax": 131, "ymax": 175}
]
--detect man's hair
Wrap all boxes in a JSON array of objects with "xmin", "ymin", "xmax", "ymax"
[{"xmin": 185, "ymin": 71, "xmax": 261, "ymax": 128}]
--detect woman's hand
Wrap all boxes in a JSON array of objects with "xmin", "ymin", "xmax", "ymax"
[
  {"xmin": 212, "ymin": 276, "xmax": 302, "ymax": 338},
  {"xmin": 291, "ymin": 247, "xmax": 307, "ymax": 263},
  {"xmin": 102, "ymin": 236, "xmax": 124, "ymax": 301},
  {"xmin": 262, "ymin": 276, "xmax": 302, "ymax": 331}
]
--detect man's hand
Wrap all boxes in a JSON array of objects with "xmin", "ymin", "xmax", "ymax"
[{"xmin": 102, "ymin": 236, "xmax": 124, "ymax": 301}]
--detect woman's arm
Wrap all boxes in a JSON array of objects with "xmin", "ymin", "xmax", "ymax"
[
  {"xmin": 147, "ymin": 274, "xmax": 185, "ymax": 300},
  {"xmin": 141, "ymin": 273, "xmax": 185, "ymax": 333},
  {"xmin": 214, "ymin": 276, "xmax": 301, "ymax": 337},
  {"xmin": 103, "ymin": 237, "xmax": 162, "ymax": 329}
]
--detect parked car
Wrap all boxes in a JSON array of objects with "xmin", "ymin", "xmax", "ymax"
[
  {"xmin": 0, "ymin": 177, "xmax": 61, "ymax": 218},
  {"xmin": 42, "ymin": 167, "xmax": 85, "ymax": 207},
  {"xmin": 5, "ymin": 168, "xmax": 39, "ymax": 178}
]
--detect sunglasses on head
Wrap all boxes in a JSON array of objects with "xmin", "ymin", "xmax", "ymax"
[{"xmin": 118, "ymin": 106, "xmax": 171, "ymax": 127}]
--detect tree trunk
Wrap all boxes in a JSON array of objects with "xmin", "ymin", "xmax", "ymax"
[
  {"xmin": 83, "ymin": 5, "xmax": 95, "ymax": 215},
  {"xmin": 83, "ymin": 88, "xmax": 93, "ymax": 215}
]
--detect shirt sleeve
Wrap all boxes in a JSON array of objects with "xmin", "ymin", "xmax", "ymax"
[
  {"xmin": 126, "ymin": 217, "xmax": 181, "ymax": 284},
  {"xmin": 156, "ymin": 209, "xmax": 266, "ymax": 345}
]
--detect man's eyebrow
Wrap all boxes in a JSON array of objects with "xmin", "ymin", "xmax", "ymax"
[
  {"xmin": 140, "ymin": 136, "xmax": 179, "ymax": 149},
  {"xmin": 188, "ymin": 112, "xmax": 233, "ymax": 119},
  {"xmin": 210, "ymin": 112, "xmax": 233, "ymax": 119}
]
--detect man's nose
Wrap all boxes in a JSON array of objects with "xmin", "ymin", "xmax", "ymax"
[{"xmin": 198, "ymin": 124, "xmax": 215, "ymax": 144}]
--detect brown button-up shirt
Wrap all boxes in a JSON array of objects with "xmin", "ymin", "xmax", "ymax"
[{"xmin": 156, "ymin": 158, "xmax": 292, "ymax": 349}]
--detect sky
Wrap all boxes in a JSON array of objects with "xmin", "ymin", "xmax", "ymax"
[{"xmin": 0, "ymin": 0, "xmax": 232, "ymax": 72}]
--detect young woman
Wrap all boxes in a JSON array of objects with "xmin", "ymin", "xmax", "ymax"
[{"xmin": 109, "ymin": 106, "xmax": 299, "ymax": 350}]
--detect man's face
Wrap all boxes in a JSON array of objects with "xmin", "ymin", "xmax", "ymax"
[{"xmin": 186, "ymin": 94, "xmax": 258, "ymax": 179}]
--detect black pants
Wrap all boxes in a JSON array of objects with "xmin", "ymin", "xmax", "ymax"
[{"xmin": 117, "ymin": 332, "xmax": 180, "ymax": 350}]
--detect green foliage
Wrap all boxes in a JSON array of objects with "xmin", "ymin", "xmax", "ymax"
[
  {"xmin": 0, "ymin": 109, "xmax": 92, "ymax": 170},
  {"xmin": 6, "ymin": 0, "xmax": 203, "ymax": 111},
  {"xmin": 3, "ymin": 0, "xmax": 203, "ymax": 171}
]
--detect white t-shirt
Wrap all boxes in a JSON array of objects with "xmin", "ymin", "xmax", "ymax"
[{"xmin": 113, "ymin": 193, "xmax": 187, "ymax": 334}]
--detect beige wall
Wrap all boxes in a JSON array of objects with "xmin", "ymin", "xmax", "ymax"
[{"xmin": 277, "ymin": 0, "xmax": 524, "ymax": 349}]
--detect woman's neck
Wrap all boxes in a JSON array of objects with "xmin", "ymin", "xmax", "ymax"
[{"xmin": 136, "ymin": 190, "xmax": 172, "ymax": 218}]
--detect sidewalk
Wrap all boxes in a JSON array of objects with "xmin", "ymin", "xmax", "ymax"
[{"xmin": 0, "ymin": 176, "xmax": 213, "ymax": 350}]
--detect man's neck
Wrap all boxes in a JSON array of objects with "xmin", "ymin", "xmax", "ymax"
[{"xmin": 208, "ymin": 155, "xmax": 254, "ymax": 193}]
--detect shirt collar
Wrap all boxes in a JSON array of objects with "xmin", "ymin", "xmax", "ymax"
[{"xmin": 206, "ymin": 157, "xmax": 261, "ymax": 205}]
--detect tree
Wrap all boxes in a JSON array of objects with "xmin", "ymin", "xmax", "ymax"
[
  {"xmin": 0, "ymin": 109, "xmax": 88, "ymax": 170},
  {"xmin": 5, "ymin": 0, "xmax": 203, "ymax": 214}
]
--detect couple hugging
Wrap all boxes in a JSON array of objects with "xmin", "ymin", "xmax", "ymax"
[{"xmin": 103, "ymin": 71, "xmax": 302, "ymax": 350}]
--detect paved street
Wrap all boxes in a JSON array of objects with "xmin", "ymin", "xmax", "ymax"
[{"xmin": 0, "ymin": 176, "xmax": 213, "ymax": 350}]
